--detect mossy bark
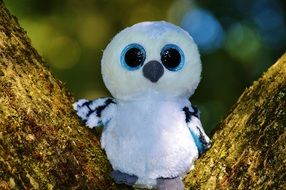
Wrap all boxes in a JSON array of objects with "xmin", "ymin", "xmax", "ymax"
[
  {"xmin": 0, "ymin": 1, "xmax": 114, "ymax": 189},
  {"xmin": 0, "ymin": 0, "xmax": 285, "ymax": 189},
  {"xmin": 184, "ymin": 54, "xmax": 286, "ymax": 189}
]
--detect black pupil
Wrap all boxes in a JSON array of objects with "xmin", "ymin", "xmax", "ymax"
[
  {"xmin": 161, "ymin": 48, "xmax": 181, "ymax": 69},
  {"xmin": 125, "ymin": 48, "xmax": 144, "ymax": 68}
]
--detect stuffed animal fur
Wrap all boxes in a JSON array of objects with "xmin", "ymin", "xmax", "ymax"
[{"xmin": 73, "ymin": 21, "xmax": 211, "ymax": 189}]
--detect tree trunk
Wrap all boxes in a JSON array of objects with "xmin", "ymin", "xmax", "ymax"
[
  {"xmin": 184, "ymin": 53, "xmax": 286, "ymax": 189},
  {"xmin": 0, "ymin": 1, "xmax": 285, "ymax": 189},
  {"xmin": 0, "ymin": 1, "xmax": 115, "ymax": 189}
]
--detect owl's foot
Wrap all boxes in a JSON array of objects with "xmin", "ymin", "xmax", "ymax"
[
  {"xmin": 156, "ymin": 176, "xmax": 184, "ymax": 190},
  {"xmin": 110, "ymin": 170, "xmax": 138, "ymax": 186}
]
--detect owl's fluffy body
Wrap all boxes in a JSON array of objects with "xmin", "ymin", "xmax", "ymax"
[
  {"xmin": 101, "ymin": 92, "xmax": 198, "ymax": 187},
  {"xmin": 74, "ymin": 21, "xmax": 211, "ymax": 189}
]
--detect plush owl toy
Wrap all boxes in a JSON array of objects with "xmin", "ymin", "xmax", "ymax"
[{"xmin": 73, "ymin": 21, "xmax": 211, "ymax": 190}]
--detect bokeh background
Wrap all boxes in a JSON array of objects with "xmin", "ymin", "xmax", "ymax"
[{"xmin": 5, "ymin": 0, "xmax": 286, "ymax": 133}]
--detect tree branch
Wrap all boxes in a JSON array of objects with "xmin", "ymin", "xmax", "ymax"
[
  {"xmin": 184, "ymin": 53, "xmax": 286, "ymax": 189},
  {"xmin": 0, "ymin": 1, "xmax": 114, "ymax": 189}
]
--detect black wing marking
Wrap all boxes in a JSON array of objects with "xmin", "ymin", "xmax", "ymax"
[
  {"xmin": 74, "ymin": 98, "xmax": 116, "ymax": 128},
  {"xmin": 95, "ymin": 98, "xmax": 116, "ymax": 117},
  {"xmin": 182, "ymin": 105, "xmax": 199, "ymax": 122},
  {"xmin": 183, "ymin": 105, "xmax": 210, "ymax": 154}
]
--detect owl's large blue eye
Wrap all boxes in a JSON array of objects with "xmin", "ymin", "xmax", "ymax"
[
  {"xmin": 120, "ymin": 43, "xmax": 146, "ymax": 71},
  {"xmin": 160, "ymin": 44, "xmax": 184, "ymax": 71}
]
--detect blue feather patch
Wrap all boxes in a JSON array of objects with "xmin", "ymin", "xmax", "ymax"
[{"xmin": 189, "ymin": 128, "xmax": 205, "ymax": 154}]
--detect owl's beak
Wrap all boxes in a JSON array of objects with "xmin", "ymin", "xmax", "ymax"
[{"xmin": 142, "ymin": 60, "xmax": 164, "ymax": 83}]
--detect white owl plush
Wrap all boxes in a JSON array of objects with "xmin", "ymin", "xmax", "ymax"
[{"xmin": 73, "ymin": 21, "xmax": 211, "ymax": 190}]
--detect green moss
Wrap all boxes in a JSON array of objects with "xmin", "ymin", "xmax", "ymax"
[
  {"xmin": 0, "ymin": 1, "xmax": 115, "ymax": 189},
  {"xmin": 184, "ymin": 54, "xmax": 286, "ymax": 189}
]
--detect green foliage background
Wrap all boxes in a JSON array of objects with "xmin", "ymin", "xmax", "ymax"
[{"xmin": 5, "ymin": 0, "xmax": 286, "ymax": 132}]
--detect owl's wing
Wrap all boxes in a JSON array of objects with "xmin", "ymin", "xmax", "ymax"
[
  {"xmin": 73, "ymin": 98, "xmax": 116, "ymax": 128},
  {"xmin": 183, "ymin": 105, "xmax": 211, "ymax": 155}
]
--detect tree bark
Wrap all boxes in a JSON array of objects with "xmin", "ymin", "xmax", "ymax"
[
  {"xmin": 184, "ymin": 53, "xmax": 286, "ymax": 189},
  {"xmin": 0, "ymin": 1, "xmax": 285, "ymax": 189},
  {"xmin": 0, "ymin": 1, "xmax": 115, "ymax": 189}
]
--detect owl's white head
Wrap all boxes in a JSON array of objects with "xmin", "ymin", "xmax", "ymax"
[{"xmin": 101, "ymin": 21, "xmax": 201, "ymax": 100}]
